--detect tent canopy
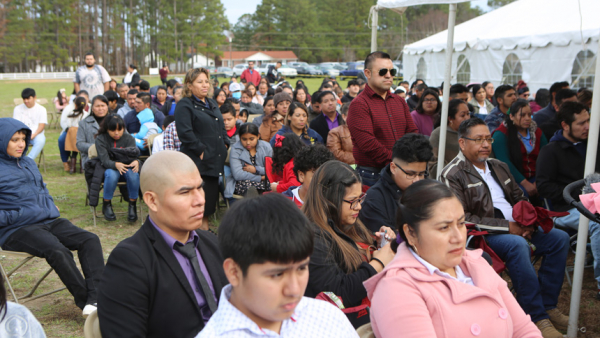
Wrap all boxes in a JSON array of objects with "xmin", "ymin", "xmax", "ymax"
[
  {"xmin": 404, "ymin": 0, "xmax": 599, "ymax": 55},
  {"xmin": 376, "ymin": 0, "xmax": 469, "ymax": 14}
]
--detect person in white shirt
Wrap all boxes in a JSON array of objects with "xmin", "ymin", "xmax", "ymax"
[
  {"xmin": 197, "ymin": 193, "xmax": 358, "ymax": 338},
  {"xmin": 59, "ymin": 92, "xmax": 90, "ymax": 172},
  {"xmin": 73, "ymin": 53, "xmax": 111, "ymax": 99},
  {"xmin": 13, "ymin": 88, "xmax": 47, "ymax": 160},
  {"xmin": 151, "ymin": 116, "xmax": 175, "ymax": 155}
]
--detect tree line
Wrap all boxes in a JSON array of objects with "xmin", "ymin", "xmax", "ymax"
[
  {"xmin": 0, "ymin": 0, "xmax": 229, "ymax": 74},
  {"xmin": 232, "ymin": 0, "xmax": 485, "ymax": 63}
]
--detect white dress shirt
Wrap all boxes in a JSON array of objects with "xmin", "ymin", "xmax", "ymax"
[
  {"xmin": 196, "ymin": 285, "xmax": 359, "ymax": 338},
  {"xmin": 473, "ymin": 162, "xmax": 515, "ymax": 222}
]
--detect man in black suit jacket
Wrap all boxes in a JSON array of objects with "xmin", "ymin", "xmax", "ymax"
[
  {"xmin": 309, "ymin": 91, "xmax": 344, "ymax": 144},
  {"xmin": 98, "ymin": 151, "xmax": 228, "ymax": 338}
]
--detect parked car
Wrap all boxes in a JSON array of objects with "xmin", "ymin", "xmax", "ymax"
[
  {"xmin": 205, "ymin": 65, "xmax": 217, "ymax": 74},
  {"xmin": 340, "ymin": 62, "xmax": 365, "ymax": 79},
  {"xmin": 291, "ymin": 65, "xmax": 323, "ymax": 76},
  {"xmin": 216, "ymin": 67, "xmax": 233, "ymax": 78},
  {"xmin": 232, "ymin": 64, "xmax": 248, "ymax": 77},
  {"xmin": 288, "ymin": 61, "xmax": 310, "ymax": 68},
  {"xmin": 257, "ymin": 63, "xmax": 298, "ymax": 78},
  {"xmin": 317, "ymin": 64, "xmax": 340, "ymax": 77}
]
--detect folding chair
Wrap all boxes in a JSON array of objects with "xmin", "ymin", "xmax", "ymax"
[
  {"xmin": 85, "ymin": 145, "xmax": 145, "ymax": 226},
  {"xmin": 27, "ymin": 144, "xmax": 46, "ymax": 173},
  {"xmin": 84, "ymin": 309, "xmax": 102, "ymax": 338},
  {"xmin": 0, "ymin": 248, "xmax": 66, "ymax": 304}
]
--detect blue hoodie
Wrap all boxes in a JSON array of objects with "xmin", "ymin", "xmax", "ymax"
[
  {"xmin": 549, "ymin": 129, "xmax": 587, "ymax": 158},
  {"xmin": 132, "ymin": 108, "xmax": 161, "ymax": 149},
  {"xmin": 0, "ymin": 118, "xmax": 60, "ymax": 245}
]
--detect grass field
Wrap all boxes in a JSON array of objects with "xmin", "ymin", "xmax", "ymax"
[{"xmin": 0, "ymin": 76, "xmax": 599, "ymax": 337}]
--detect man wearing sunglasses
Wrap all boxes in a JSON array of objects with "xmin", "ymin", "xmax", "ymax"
[
  {"xmin": 441, "ymin": 118, "xmax": 570, "ymax": 337},
  {"xmin": 360, "ymin": 134, "xmax": 433, "ymax": 233},
  {"xmin": 347, "ymin": 51, "xmax": 418, "ymax": 187}
]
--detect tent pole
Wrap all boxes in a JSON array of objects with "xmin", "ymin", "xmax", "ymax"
[
  {"xmin": 567, "ymin": 41, "xmax": 600, "ymax": 338},
  {"xmin": 371, "ymin": 6, "xmax": 379, "ymax": 53},
  {"xmin": 435, "ymin": 3, "xmax": 457, "ymax": 180}
]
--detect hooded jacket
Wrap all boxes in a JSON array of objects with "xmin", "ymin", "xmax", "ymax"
[
  {"xmin": 0, "ymin": 118, "xmax": 60, "ymax": 246},
  {"xmin": 363, "ymin": 243, "xmax": 541, "ymax": 338},
  {"xmin": 536, "ymin": 130, "xmax": 600, "ymax": 212},
  {"xmin": 359, "ymin": 164, "xmax": 402, "ymax": 233},
  {"xmin": 230, "ymin": 139, "xmax": 272, "ymax": 183}
]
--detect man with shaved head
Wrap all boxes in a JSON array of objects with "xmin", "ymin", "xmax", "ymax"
[{"xmin": 97, "ymin": 151, "xmax": 228, "ymax": 338}]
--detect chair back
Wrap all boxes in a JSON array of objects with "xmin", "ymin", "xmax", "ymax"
[
  {"xmin": 88, "ymin": 144, "xmax": 98, "ymax": 159},
  {"xmin": 147, "ymin": 133, "xmax": 159, "ymax": 153},
  {"xmin": 83, "ymin": 309, "xmax": 102, "ymax": 338}
]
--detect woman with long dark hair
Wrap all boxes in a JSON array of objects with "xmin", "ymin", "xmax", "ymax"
[
  {"xmin": 364, "ymin": 180, "xmax": 541, "ymax": 338},
  {"xmin": 469, "ymin": 84, "xmax": 494, "ymax": 118},
  {"xmin": 58, "ymin": 96, "xmax": 90, "ymax": 173},
  {"xmin": 492, "ymin": 98, "xmax": 547, "ymax": 198},
  {"xmin": 429, "ymin": 99, "xmax": 471, "ymax": 168},
  {"xmin": 303, "ymin": 160, "xmax": 395, "ymax": 309},
  {"xmin": 270, "ymin": 102, "xmax": 323, "ymax": 146},
  {"xmin": 95, "ymin": 114, "xmax": 141, "ymax": 222},
  {"xmin": 54, "ymin": 88, "xmax": 68, "ymax": 112},
  {"xmin": 410, "ymin": 88, "xmax": 441, "ymax": 136}
]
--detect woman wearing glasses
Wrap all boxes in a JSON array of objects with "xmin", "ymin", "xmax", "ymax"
[
  {"xmin": 410, "ymin": 88, "xmax": 441, "ymax": 136},
  {"xmin": 303, "ymin": 160, "xmax": 396, "ymax": 309}
]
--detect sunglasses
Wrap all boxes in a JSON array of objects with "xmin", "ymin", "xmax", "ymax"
[{"xmin": 378, "ymin": 68, "xmax": 397, "ymax": 77}]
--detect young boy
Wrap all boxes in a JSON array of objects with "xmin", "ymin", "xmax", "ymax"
[
  {"xmin": 282, "ymin": 144, "xmax": 334, "ymax": 207},
  {"xmin": 197, "ymin": 193, "xmax": 358, "ymax": 337},
  {"xmin": 151, "ymin": 115, "xmax": 175, "ymax": 154},
  {"xmin": 221, "ymin": 103, "xmax": 239, "ymax": 204}
]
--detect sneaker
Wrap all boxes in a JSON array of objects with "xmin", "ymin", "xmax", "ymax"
[
  {"xmin": 547, "ymin": 308, "xmax": 569, "ymax": 331},
  {"xmin": 535, "ymin": 319, "xmax": 563, "ymax": 338},
  {"xmin": 82, "ymin": 303, "xmax": 97, "ymax": 318}
]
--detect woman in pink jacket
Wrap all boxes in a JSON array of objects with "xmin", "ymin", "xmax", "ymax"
[{"xmin": 364, "ymin": 180, "xmax": 542, "ymax": 338}]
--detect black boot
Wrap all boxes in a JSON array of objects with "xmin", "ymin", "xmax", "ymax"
[
  {"xmin": 128, "ymin": 200, "xmax": 138, "ymax": 222},
  {"xmin": 102, "ymin": 200, "xmax": 116, "ymax": 221}
]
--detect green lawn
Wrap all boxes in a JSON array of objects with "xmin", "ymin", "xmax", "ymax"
[{"xmin": 0, "ymin": 76, "xmax": 599, "ymax": 337}]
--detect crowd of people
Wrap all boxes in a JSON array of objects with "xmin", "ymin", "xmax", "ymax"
[{"xmin": 0, "ymin": 49, "xmax": 597, "ymax": 338}]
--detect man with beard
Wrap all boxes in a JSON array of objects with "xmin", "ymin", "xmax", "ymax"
[
  {"xmin": 347, "ymin": 51, "xmax": 418, "ymax": 186},
  {"xmin": 441, "ymin": 118, "xmax": 570, "ymax": 338},
  {"xmin": 484, "ymin": 84, "xmax": 517, "ymax": 133},
  {"xmin": 74, "ymin": 53, "xmax": 111, "ymax": 99}
]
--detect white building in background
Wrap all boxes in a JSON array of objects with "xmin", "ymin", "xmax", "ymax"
[
  {"xmin": 189, "ymin": 54, "xmax": 215, "ymax": 68},
  {"xmin": 220, "ymin": 51, "xmax": 298, "ymax": 67},
  {"xmin": 401, "ymin": 0, "xmax": 598, "ymax": 92}
]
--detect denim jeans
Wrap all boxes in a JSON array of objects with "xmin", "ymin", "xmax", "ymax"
[
  {"xmin": 356, "ymin": 166, "xmax": 381, "ymax": 187},
  {"xmin": 58, "ymin": 131, "xmax": 76, "ymax": 162},
  {"xmin": 485, "ymin": 227, "xmax": 569, "ymax": 322},
  {"xmin": 555, "ymin": 207, "xmax": 600, "ymax": 289},
  {"xmin": 2, "ymin": 218, "xmax": 105, "ymax": 309},
  {"xmin": 28, "ymin": 133, "xmax": 46, "ymax": 160},
  {"xmin": 103, "ymin": 168, "xmax": 140, "ymax": 200}
]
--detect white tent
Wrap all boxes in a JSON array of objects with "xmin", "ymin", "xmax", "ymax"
[{"xmin": 402, "ymin": 0, "xmax": 599, "ymax": 92}]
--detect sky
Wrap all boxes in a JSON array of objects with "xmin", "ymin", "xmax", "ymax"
[{"xmin": 222, "ymin": 0, "xmax": 493, "ymax": 26}]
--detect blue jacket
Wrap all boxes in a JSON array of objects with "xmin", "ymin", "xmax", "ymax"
[
  {"xmin": 230, "ymin": 139, "xmax": 272, "ymax": 183},
  {"xmin": 484, "ymin": 106, "xmax": 506, "ymax": 133},
  {"xmin": 0, "ymin": 118, "xmax": 60, "ymax": 246},
  {"xmin": 269, "ymin": 125, "xmax": 324, "ymax": 147}
]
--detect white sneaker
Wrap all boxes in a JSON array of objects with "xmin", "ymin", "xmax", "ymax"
[{"xmin": 82, "ymin": 303, "xmax": 97, "ymax": 318}]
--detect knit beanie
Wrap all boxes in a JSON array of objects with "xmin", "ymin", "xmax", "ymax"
[{"xmin": 274, "ymin": 92, "xmax": 292, "ymax": 107}]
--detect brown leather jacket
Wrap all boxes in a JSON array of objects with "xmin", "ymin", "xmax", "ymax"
[
  {"xmin": 440, "ymin": 152, "xmax": 526, "ymax": 229},
  {"xmin": 327, "ymin": 125, "xmax": 355, "ymax": 165},
  {"xmin": 259, "ymin": 117, "xmax": 282, "ymax": 142}
]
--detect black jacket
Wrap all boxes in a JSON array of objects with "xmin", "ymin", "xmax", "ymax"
[
  {"xmin": 359, "ymin": 164, "xmax": 401, "ymax": 233},
  {"xmin": 161, "ymin": 99, "xmax": 175, "ymax": 116},
  {"xmin": 124, "ymin": 107, "xmax": 165, "ymax": 134},
  {"xmin": 341, "ymin": 93, "xmax": 356, "ymax": 103},
  {"xmin": 536, "ymin": 131, "xmax": 600, "ymax": 211},
  {"xmin": 309, "ymin": 113, "xmax": 344, "ymax": 144},
  {"xmin": 305, "ymin": 220, "xmax": 377, "ymax": 308},
  {"xmin": 98, "ymin": 219, "xmax": 228, "ymax": 338},
  {"xmin": 175, "ymin": 97, "xmax": 229, "ymax": 178},
  {"xmin": 407, "ymin": 94, "xmax": 419, "ymax": 111}
]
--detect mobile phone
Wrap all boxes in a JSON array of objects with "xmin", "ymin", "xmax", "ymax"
[{"xmin": 379, "ymin": 231, "xmax": 389, "ymax": 248}]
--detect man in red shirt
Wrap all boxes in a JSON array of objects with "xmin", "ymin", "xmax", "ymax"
[
  {"xmin": 240, "ymin": 61, "xmax": 261, "ymax": 87},
  {"xmin": 347, "ymin": 51, "xmax": 418, "ymax": 186},
  {"xmin": 159, "ymin": 65, "xmax": 169, "ymax": 85}
]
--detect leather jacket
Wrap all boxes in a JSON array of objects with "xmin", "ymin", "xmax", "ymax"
[{"xmin": 440, "ymin": 152, "xmax": 526, "ymax": 229}]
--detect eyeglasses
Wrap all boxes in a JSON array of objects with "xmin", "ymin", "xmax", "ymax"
[
  {"xmin": 343, "ymin": 193, "xmax": 367, "ymax": 210},
  {"xmin": 423, "ymin": 98, "xmax": 437, "ymax": 103},
  {"xmin": 462, "ymin": 137, "xmax": 494, "ymax": 144},
  {"xmin": 378, "ymin": 68, "xmax": 398, "ymax": 77},
  {"xmin": 393, "ymin": 162, "xmax": 429, "ymax": 180}
]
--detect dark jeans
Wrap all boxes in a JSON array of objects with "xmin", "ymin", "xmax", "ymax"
[
  {"xmin": 3, "ymin": 219, "xmax": 105, "ymax": 309},
  {"xmin": 161, "ymin": 78, "xmax": 167, "ymax": 85},
  {"xmin": 58, "ymin": 131, "xmax": 77, "ymax": 163},
  {"xmin": 485, "ymin": 227, "xmax": 569, "ymax": 322},
  {"xmin": 356, "ymin": 166, "xmax": 381, "ymax": 187}
]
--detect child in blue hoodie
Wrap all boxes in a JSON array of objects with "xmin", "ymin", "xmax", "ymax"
[
  {"xmin": 0, "ymin": 117, "xmax": 105, "ymax": 318},
  {"xmin": 131, "ymin": 107, "xmax": 161, "ymax": 150}
]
